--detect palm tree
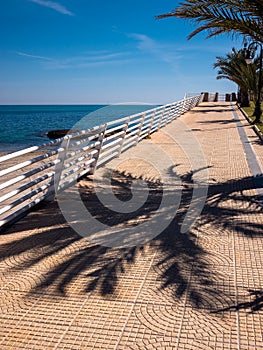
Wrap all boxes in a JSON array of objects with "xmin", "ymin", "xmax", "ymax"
[
  {"xmin": 214, "ymin": 49, "xmax": 259, "ymax": 106},
  {"xmin": 157, "ymin": 0, "xmax": 263, "ymax": 43}
]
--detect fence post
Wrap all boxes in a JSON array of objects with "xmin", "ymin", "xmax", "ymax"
[
  {"xmin": 164, "ymin": 105, "xmax": 172, "ymax": 126},
  {"xmin": 178, "ymin": 100, "xmax": 184, "ymax": 116},
  {"xmin": 167, "ymin": 104, "xmax": 175, "ymax": 123},
  {"xmin": 186, "ymin": 98, "xmax": 192, "ymax": 111},
  {"xmin": 174, "ymin": 103, "xmax": 181, "ymax": 119},
  {"xmin": 225, "ymin": 93, "xmax": 231, "ymax": 102},
  {"xmin": 214, "ymin": 92, "xmax": 219, "ymax": 102},
  {"xmin": 157, "ymin": 106, "xmax": 165, "ymax": 130},
  {"xmin": 45, "ymin": 137, "xmax": 70, "ymax": 200},
  {"xmin": 182, "ymin": 99, "xmax": 187, "ymax": 113},
  {"xmin": 185, "ymin": 99, "xmax": 189, "ymax": 111},
  {"xmin": 231, "ymin": 92, "xmax": 237, "ymax": 101},
  {"xmin": 136, "ymin": 113, "xmax": 145, "ymax": 144},
  {"xmin": 203, "ymin": 92, "xmax": 209, "ymax": 102},
  {"xmin": 90, "ymin": 124, "xmax": 107, "ymax": 174},
  {"xmin": 118, "ymin": 117, "xmax": 130, "ymax": 156},
  {"xmin": 147, "ymin": 110, "xmax": 156, "ymax": 136}
]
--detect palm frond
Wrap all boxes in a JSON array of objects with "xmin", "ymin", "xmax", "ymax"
[
  {"xmin": 157, "ymin": 0, "xmax": 263, "ymax": 43},
  {"xmin": 214, "ymin": 50, "xmax": 260, "ymax": 100}
]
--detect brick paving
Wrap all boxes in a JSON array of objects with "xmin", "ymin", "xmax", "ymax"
[{"xmin": 0, "ymin": 102, "xmax": 262, "ymax": 349}]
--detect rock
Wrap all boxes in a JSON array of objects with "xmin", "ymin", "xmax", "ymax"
[{"xmin": 47, "ymin": 129, "xmax": 78, "ymax": 139}]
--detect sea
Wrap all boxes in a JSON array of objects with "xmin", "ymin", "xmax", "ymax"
[{"xmin": 0, "ymin": 104, "xmax": 157, "ymax": 153}]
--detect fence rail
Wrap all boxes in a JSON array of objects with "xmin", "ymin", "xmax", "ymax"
[{"xmin": 0, "ymin": 95, "xmax": 201, "ymax": 229}]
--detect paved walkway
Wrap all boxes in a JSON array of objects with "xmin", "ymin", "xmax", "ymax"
[{"xmin": 0, "ymin": 102, "xmax": 263, "ymax": 349}]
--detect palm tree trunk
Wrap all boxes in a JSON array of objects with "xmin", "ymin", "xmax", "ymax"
[{"xmin": 239, "ymin": 89, "xmax": 250, "ymax": 107}]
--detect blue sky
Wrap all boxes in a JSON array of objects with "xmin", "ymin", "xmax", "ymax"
[{"xmin": 1, "ymin": 0, "xmax": 242, "ymax": 104}]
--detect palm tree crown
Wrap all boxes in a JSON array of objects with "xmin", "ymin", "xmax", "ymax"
[
  {"xmin": 214, "ymin": 49, "xmax": 259, "ymax": 106},
  {"xmin": 157, "ymin": 0, "xmax": 263, "ymax": 43}
]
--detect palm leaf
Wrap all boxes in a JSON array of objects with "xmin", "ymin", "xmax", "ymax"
[{"xmin": 157, "ymin": 0, "xmax": 263, "ymax": 43}]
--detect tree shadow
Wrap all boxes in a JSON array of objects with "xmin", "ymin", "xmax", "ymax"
[
  {"xmin": 0, "ymin": 168, "xmax": 262, "ymax": 311},
  {"xmin": 250, "ymin": 138, "xmax": 263, "ymax": 146},
  {"xmin": 200, "ymin": 174, "xmax": 263, "ymax": 237},
  {"xmin": 198, "ymin": 103, "xmax": 230, "ymax": 108},
  {"xmin": 199, "ymin": 119, "xmax": 237, "ymax": 124},
  {"xmin": 213, "ymin": 289, "xmax": 263, "ymax": 313},
  {"xmin": 190, "ymin": 108, "xmax": 233, "ymax": 114}
]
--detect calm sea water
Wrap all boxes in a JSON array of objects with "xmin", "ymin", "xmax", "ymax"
[{"xmin": 0, "ymin": 104, "xmax": 157, "ymax": 153}]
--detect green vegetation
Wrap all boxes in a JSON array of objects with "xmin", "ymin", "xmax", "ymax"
[{"xmin": 242, "ymin": 102, "xmax": 263, "ymax": 133}]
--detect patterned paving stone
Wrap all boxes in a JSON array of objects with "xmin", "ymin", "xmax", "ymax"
[
  {"xmin": 58, "ymin": 298, "xmax": 134, "ymax": 349},
  {"xmin": 135, "ymin": 271, "xmax": 191, "ymax": 305},
  {"xmin": 181, "ymin": 307, "xmax": 237, "ymax": 340},
  {"xmin": 239, "ymin": 311, "xmax": 263, "ymax": 349},
  {"xmin": 132, "ymin": 303, "xmax": 184, "ymax": 335},
  {"xmin": 116, "ymin": 308, "xmax": 183, "ymax": 349},
  {"xmin": 118, "ymin": 317, "xmax": 238, "ymax": 349},
  {"xmin": 0, "ymin": 291, "xmax": 89, "ymax": 348},
  {"xmin": 176, "ymin": 336, "xmax": 239, "ymax": 350},
  {"xmin": 185, "ymin": 278, "xmax": 236, "ymax": 312},
  {"xmin": 119, "ymin": 335, "xmax": 179, "ymax": 350}
]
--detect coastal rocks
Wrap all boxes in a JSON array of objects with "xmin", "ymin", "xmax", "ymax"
[{"xmin": 47, "ymin": 129, "xmax": 78, "ymax": 139}]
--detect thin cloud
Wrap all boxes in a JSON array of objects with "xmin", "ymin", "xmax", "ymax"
[
  {"xmin": 62, "ymin": 52, "xmax": 129, "ymax": 64},
  {"xmin": 48, "ymin": 52, "xmax": 132, "ymax": 69},
  {"xmin": 16, "ymin": 50, "xmax": 132, "ymax": 69},
  {"xmin": 47, "ymin": 59, "xmax": 134, "ymax": 70},
  {"xmin": 129, "ymin": 32, "xmax": 220, "ymax": 56},
  {"xmin": 128, "ymin": 33, "xmax": 182, "ymax": 65},
  {"xmin": 29, "ymin": 0, "xmax": 74, "ymax": 16},
  {"xmin": 16, "ymin": 51, "xmax": 53, "ymax": 61},
  {"xmin": 128, "ymin": 33, "xmax": 157, "ymax": 51}
]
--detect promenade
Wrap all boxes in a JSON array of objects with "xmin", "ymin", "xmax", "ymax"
[{"xmin": 0, "ymin": 102, "xmax": 262, "ymax": 349}]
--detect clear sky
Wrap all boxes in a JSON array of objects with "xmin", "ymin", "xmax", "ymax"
[{"xmin": 1, "ymin": 0, "xmax": 242, "ymax": 104}]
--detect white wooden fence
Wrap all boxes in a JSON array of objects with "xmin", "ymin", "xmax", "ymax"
[{"xmin": 0, "ymin": 95, "xmax": 201, "ymax": 230}]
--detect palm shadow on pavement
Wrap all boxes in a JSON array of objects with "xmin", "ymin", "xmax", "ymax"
[{"xmin": 0, "ymin": 169, "xmax": 262, "ymax": 312}]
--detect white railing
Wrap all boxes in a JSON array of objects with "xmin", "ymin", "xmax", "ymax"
[{"xmin": 0, "ymin": 95, "xmax": 201, "ymax": 229}]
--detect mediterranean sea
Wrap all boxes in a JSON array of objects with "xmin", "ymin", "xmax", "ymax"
[{"xmin": 0, "ymin": 104, "xmax": 157, "ymax": 153}]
